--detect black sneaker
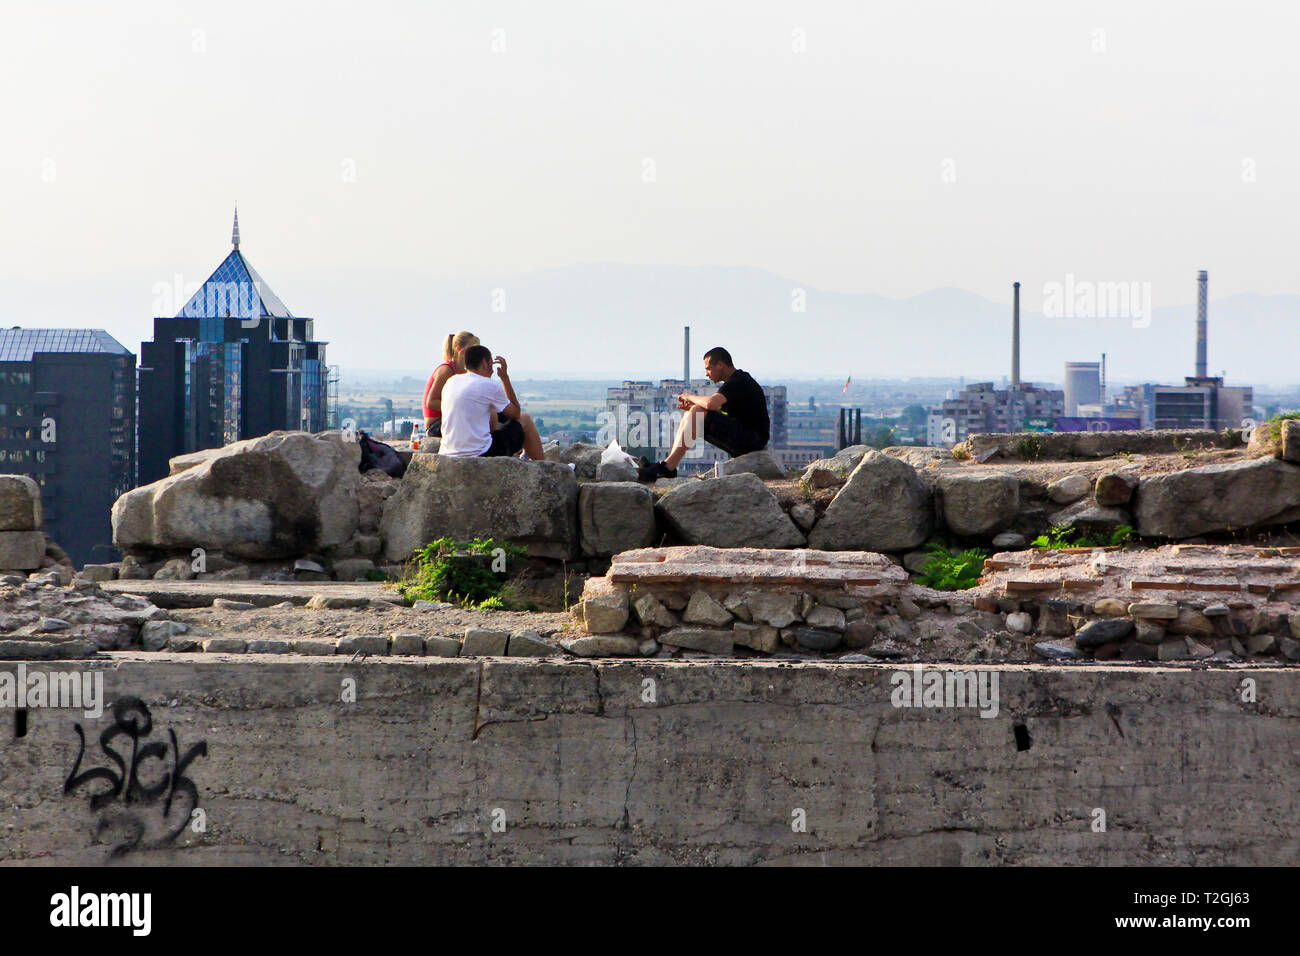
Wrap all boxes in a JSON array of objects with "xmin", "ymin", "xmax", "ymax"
[{"xmin": 637, "ymin": 460, "xmax": 677, "ymax": 482}]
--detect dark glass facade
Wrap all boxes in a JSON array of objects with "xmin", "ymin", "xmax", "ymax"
[
  {"xmin": 0, "ymin": 330, "xmax": 136, "ymax": 567},
  {"xmin": 137, "ymin": 247, "xmax": 328, "ymax": 484}
]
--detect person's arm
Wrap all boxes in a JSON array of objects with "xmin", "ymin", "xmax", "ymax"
[
  {"xmin": 425, "ymin": 366, "xmax": 453, "ymax": 414},
  {"xmin": 494, "ymin": 356, "xmax": 522, "ymax": 419},
  {"xmin": 678, "ymin": 391, "xmax": 727, "ymax": 412}
]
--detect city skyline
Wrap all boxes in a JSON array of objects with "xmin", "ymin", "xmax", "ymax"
[{"xmin": 6, "ymin": 1, "xmax": 1300, "ymax": 382}]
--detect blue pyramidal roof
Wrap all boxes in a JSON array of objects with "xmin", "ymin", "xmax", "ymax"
[{"xmin": 176, "ymin": 248, "xmax": 294, "ymax": 319}]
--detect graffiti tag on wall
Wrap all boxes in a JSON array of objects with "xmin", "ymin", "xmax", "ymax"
[{"xmin": 64, "ymin": 696, "xmax": 208, "ymax": 856}]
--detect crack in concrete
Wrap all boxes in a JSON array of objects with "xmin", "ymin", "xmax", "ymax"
[
  {"xmin": 471, "ymin": 713, "xmax": 551, "ymax": 738},
  {"xmin": 622, "ymin": 714, "xmax": 638, "ymax": 831},
  {"xmin": 588, "ymin": 661, "xmax": 607, "ymax": 717},
  {"xmin": 470, "ymin": 660, "xmax": 484, "ymax": 740},
  {"xmin": 611, "ymin": 711, "xmax": 641, "ymax": 865}
]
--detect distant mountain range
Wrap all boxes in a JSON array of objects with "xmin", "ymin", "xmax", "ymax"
[
  {"xmin": 7, "ymin": 263, "xmax": 1298, "ymax": 385},
  {"xmin": 294, "ymin": 263, "xmax": 1300, "ymax": 386}
]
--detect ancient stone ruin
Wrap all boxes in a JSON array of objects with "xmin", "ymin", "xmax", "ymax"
[
  {"xmin": 570, "ymin": 542, "xmax": 1300, "ymax": 663},
  {"xmin": 0, "ymin": 419, "xmax": 1288, "ymax": 664}
]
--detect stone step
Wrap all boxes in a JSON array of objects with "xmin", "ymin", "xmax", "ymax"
[{"xmin": 608, "ymin": 546, "xmax": 908, "ymax": 591}]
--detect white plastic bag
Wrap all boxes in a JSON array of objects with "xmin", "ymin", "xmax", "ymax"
[{"xmin": 600, "ymin": 439, "xmax": 636, "ymax": 466}]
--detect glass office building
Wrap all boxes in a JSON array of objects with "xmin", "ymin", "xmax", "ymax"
[
  {"xmin": 0, "ymin": 328, "xmax": 136, "ymax": 567},
  {"xmin": 138, "ymin": 212, "xmax": 329, "ymax": 484}
]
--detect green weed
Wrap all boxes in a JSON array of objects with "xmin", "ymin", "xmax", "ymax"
[
  {"xmin": 397, "ymin": 537, "xmax": 527, "ymax": 606},
  {"xmin": 915, "ymin": 545, "xmax": 988, "ymax": 591},
  {"xmin": 1031, "ymin": 524, "xmax": 1135, "ymax": 549}
]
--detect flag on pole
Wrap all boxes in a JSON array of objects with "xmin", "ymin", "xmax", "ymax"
[{"xmin": 842, "ymin": 374, "xmax": 852, "ymax": 393}]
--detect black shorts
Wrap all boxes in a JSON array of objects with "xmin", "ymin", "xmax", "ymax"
[
  {"xmin": 481, "ymin": 418, "xmax": 525, "ymax": 457},
  {"xmin": 703, "ymin": 409, "xmax": 766, "ymax": 457},
  {"xmin": 428, "ymin": 413, "xmax": 503, "ymax": 438}
]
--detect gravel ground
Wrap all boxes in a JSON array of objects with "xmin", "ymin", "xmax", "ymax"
[{"xmin": 168, "ymin": 602, "xmax": 574, "ymax": 643}]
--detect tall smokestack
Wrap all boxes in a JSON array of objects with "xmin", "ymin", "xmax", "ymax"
[
  {"xmin": 1100, "ymin": 352, "xmax": 1106, "ymax": 403},
  {"xmin": 1011, "ymin": 282, "xmax": 1021, "ymax": 389},
  {"xmin": 683, "ymin": 326, "xmax": 690, "ymax": 383},
  {"xmin": 1196, "ymin": 270, "xmax": 1208, "ymax": 379}
]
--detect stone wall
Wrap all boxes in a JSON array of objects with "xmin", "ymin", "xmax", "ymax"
[
  {"xmin": 571, "ymin": 545, "xmax": 1300, "ymax": 664},
  {"xmin": 5, "ymin": 655, "xmax": 1299, "ymax": 865},
  {"xmin": 0, "ymin": 474, "xmax": 75, "ymax": 582},
  {"xmin": 104, "ymin": 429, "xmax": 1300, "ymax": 587},
  {"xmin": 0, "ymin": 475, "xmax": 46, "ymax": 571}
]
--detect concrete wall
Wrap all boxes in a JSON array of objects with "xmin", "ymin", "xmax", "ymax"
[{"xmin": 3, "ymin": 655, "xmax": 1298, "ymax": 865}]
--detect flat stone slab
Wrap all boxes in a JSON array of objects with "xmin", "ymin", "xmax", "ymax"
[
  {"xmin": 980, "ymin": 544, "xmax": 1300, "ymax": 608},
  {"xmin": 608, "ymin": 546, "xmax": 908, "ymax": 589},
  {"xmin": 102, "ymin": 580, "xmax": 407, "ymax": 610}
]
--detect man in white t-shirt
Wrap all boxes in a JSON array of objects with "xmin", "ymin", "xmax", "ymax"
[{"xmin": 438, "ymin": 344, "xmax": 544, "ymax": 459}]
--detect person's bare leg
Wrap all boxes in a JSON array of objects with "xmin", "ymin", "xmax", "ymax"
[
  {"xmin": 664, "ymin": 406, "xmax": 706, "ymax": 469},
  {"xmin": 518, "ymin": 412, "xmax": 545, "ymax": 461}
]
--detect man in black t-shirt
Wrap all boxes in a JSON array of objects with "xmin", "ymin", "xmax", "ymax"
[{"xmin": 638, "ymin": 347, "xmax": 770, "ymax": 481}]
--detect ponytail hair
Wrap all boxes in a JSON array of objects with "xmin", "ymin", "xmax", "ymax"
[{"xmin": 447, "ymin": 330, "xmax": 480, "ymax": 369}]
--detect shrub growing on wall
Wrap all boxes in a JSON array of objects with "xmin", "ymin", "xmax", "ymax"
[{"xmin": 398, "ymin": 537, "xmax": 527, "ymax": 607}]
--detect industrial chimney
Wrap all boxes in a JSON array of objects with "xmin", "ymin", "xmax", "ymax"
[
  {"xmin": 683, "ymin": 326, "xmax": 690, "ymax": 384},
  {"xmin": 1195, "ymin": 270, "xmax": 1208, "ymax": 379},
  {"xmin": 1011, "ymin": 282, "xmax": 1021, "ymax": 389}
]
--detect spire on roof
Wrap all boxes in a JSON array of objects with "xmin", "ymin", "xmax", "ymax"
[{"xmin": 232, "ymin": 203, "xmax": 240, "ymax": 249}]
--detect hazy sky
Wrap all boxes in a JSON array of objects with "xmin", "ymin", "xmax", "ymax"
[{"xmin": 4, "ymin": 1, "xmax": 1299, "ymax": 372}]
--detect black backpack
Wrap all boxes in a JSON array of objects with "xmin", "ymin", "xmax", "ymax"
[{"xmin": 357, "ymin": 430, "xmax": 407, "ymax": 478}]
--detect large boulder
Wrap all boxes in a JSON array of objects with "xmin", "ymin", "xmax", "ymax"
[
  {"xmin": 805, "ymin": 450, "xmax": 932, "ymax": 551},
  {"xmin": 1247, "ymin": 421, "xmax": 1281, "ymax": 457},
  {"xmin": 0, "ymin": 531, "xmax": 45, "ymax": 569},
  {"xmin": 560, "ymin": 443, "xmax": 603, "ymax": 481},
  {"xmin": 596, "ymin": 459, "xmax": 638, "ymax": 482},
  {"xmin": 724, "ymin": 449, "xmax": 785, "ymax": 480},
  {"xmin": 168, "ymin": 448, "xmax": 223, "ymax": 476},
  {"xmin": 1133, "ymin": 457, "xmax": 1300, "ymax": 538},
  {"xmin": 357, "ymin": 470, "xmax": 398, "ymax": 533},
  {"xmin": 1094, "ymin": 472, "xmax": 1139, "ymax": 506},
  {"xmin": 0, "ymin": 475, "xmax": 42, "ymax": 531},
  {"xmin": 936, "ymin": 473, "xmax": 1019, "ymax": 537},
  {"xmin": 381, "ymin": 455, "xmax": 579, "ymax": 560},
  {"xmin": 881, "ymin": 446, "xmax": 956, "ymax": 468},
  {"xmin": 1047, "ymin": 499, "xmax": 1129, "ymax": 536},
  {"xmin": 801, "ymin": 445, "xmax": 870, "ymax": 488},
  {"xmin": 113, "ymin": 432, "xmax": 360, "ymax": 559},
  {"xmin": 1283, "ymin": 420, "xmax": 1300, "ymax": 464},
  {"xmin": 656, "ymin": 473, "xmax": 804, "ymax": 549},
  {"xmin": 1046, "ymin": 474, "xmax": 1091, "ymax": 505},
  {"xmin": 579, "ymin": 482, "xmax": 655, "ymax": 557}
]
